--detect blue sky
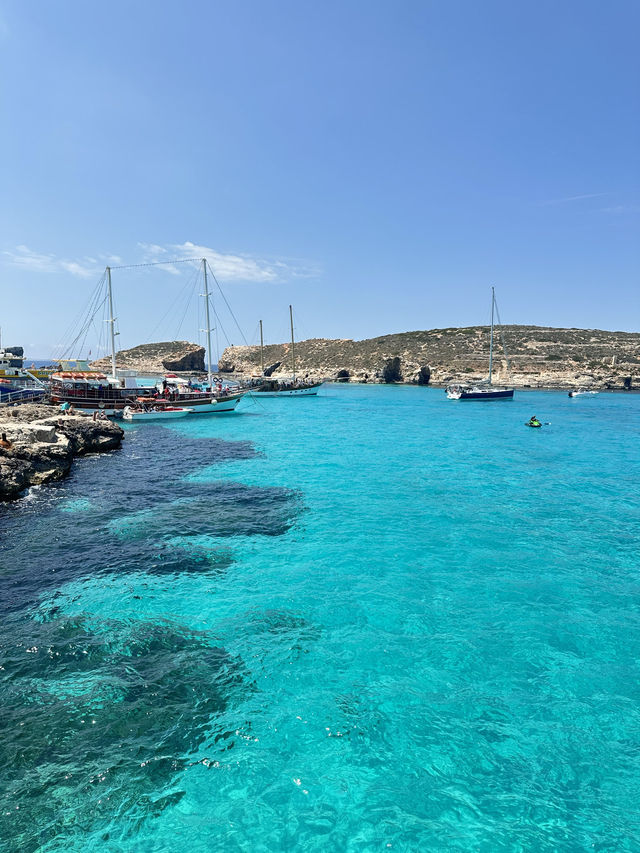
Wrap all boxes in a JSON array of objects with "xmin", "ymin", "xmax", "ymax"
[{"xmin": 1, "ymin": 0, "xmax": 638, "ymax": 358}]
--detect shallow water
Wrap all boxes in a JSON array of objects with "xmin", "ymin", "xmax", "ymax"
[{"xmin": 1, "ymin": 385, "xmax": 639, "ymax": 851}]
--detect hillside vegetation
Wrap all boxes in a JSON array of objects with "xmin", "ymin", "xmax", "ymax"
[{"xmin": 219, "ymin": 326, "xmax": 640, "ymax": 390}]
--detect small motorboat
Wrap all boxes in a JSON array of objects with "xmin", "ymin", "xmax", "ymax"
[
  {"xmin": 122, "ymin": 404, "xmax": 194, "ymax": 422},
  {"xmin": 568, "ymin": 389, "xmax": 599, "ymax": 398}
]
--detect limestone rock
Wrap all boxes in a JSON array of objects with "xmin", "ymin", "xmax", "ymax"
[
  {"xmin": 0, "ymin": 404, "xmax": 124, "ymax": 500},
  {"xmin": 382, "ymin": 357, "xmax": 402, "ymax": 383},
  {"xmin": 91, "ymin": 341, "xmax": 205, "ymax": 374},
  {"xmin": 218, "ymin": 326, "xmax": 639, "ymax": 390},
  {"xmin": 263, "ymin": 361, "xmax": 281, "ymax": 377}
]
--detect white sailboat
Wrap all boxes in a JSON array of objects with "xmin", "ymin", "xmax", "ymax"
[
  {"xmin": 251, "ymin": 306, "xmax": 323, "ymax": 396},
  {"xmin": 446, "ymin": 288, "xmax": 515, "ymax": 400}
]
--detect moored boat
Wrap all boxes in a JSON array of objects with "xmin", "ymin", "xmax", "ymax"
[
  {"xmin": 50, "ymin": 371, "xmax": 245, "ymax": 415},
  {"xmin": 0, "ymin": 378, "xmax": 47, "ymax": 402},
  {"xmin": 50, "ymin": 261, "xmax": 246, "ymax": 415},
  {"xmin": 446, "ymin": 383, "xmax": 514, "ymax": 400},
  {"xmin": 250, "ymin": 310, "xmax": 323, "ymax": 397},
  {"xmin": 568, "ymin": 389, "xmax": 598, "ymax": 398},
  {"xmin": 0, "ymin": 347, "xmax": 48, "ymax": 401},
  {"xmin": 122, "ymin": 403, "xmax": 194, "ymax": 421},
  {"xmin": 446, "ymin": 287, "xmax": 514, "ymax": 401},
  {"xmin": 251, "ymin": 378, "xmax": 323, "ymax": 396}
]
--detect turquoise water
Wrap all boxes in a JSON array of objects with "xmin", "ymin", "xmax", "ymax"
[{"xmin": 1, "ymin": 384, "xmax": 639, "ymax": 851}]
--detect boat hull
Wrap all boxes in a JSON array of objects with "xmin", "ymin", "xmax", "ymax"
[
  {"xmin": 123, "ymin": 406, "xmax": 194, "ymax": 421},
  {"xmin": 251, "ymin": 383, "xmax": 322, "ymax": 397},
  {"xmin": 50, "ymin": 386, "xmax": 245, "ymax": 415},
  {"xmin": 185, "ymin": 394, "xmax": 242, "ymax": 413},
  {"xmin": 0, "ymin": 387, "xmax": 47, "ymax": 402},
  {"xmin": 446, "ymin": 386, "xmax": 514, "ymax": 400}
]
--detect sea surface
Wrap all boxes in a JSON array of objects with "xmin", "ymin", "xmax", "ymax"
[{"xmin": 0, "ymin": 384, "xmax": 639, "ymax": 852}]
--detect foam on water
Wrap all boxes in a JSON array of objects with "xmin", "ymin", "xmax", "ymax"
[{"xmin": 1, "ymin": 385, "xmax": 639, "ymax": 851}]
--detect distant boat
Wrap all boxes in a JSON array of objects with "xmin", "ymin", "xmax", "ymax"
[
  {"xmin": 251, "ymin": 308, "xmax": 323, "ymax": 397},
  {"xmin": 568, "ymin": 389, "xmax": 598, "ymax": 398},
  {"xmin": 446, "ymin": 288, "xmax": 514, "ymax": 401}
]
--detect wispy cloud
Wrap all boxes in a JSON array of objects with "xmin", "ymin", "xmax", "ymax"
[
  {"xmin": 600, "ymin": 204, "xmax": 640, "ymax": 214},
  {"xmin": 139, "ymin": 241, "xmax": 318, "ymax": 282},
  {"xmin": 3, "ymin": 245, "xmax": 95, "ymax": 278},
  {"xmin": 540, "ymin": 192, "xmax": 608, "ymax": 206},
  {"xmin": 3, "ymin": 242, "xmax": 317, "ymax": 283}
]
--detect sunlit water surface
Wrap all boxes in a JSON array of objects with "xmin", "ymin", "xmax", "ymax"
[{"xmin": 1, "ymin": 385, "xmax": 639, "ymax": 852}]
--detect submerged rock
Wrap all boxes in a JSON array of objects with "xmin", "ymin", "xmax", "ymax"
[{"xmin": 0, "ymin": 614, "xmax": 247, "ymax": 850}]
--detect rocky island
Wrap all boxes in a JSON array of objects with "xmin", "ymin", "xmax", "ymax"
[
  {"xmin": 0, "ymin": 404, "xmax": 124, "ymax": 501},
  {"xmin": 218, "ymin": 325, "xmax": 639, "ymax": 391},
  {"xmin": 91, "ymin": 341, "xmax": 206, "ymax": 374}
]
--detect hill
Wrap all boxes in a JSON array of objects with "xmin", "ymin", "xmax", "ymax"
[
  {"xmin": 218, "ymin": 326, "xmax": 639, "ymax": 390},
  {"xmin": 90, "ymin": 341, "xmax": 205, "ymax": 374}
]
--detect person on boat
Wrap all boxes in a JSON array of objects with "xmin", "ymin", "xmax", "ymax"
[{"xmin": 527, "ymin": 415, "xmax": 541, "ymax": 427}]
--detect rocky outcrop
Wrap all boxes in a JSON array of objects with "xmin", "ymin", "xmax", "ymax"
[
  {"xmin": 0, "ymin": 404, "xmax": 124, "ymax": 501},
  {"xmin": 416, "ymin": 366, "xmax": 431, "ymax": 386},
  {"xmin": 219, "ymin": 326, "xmax": 640, "ymax": 390},
  {"xmin": 382, "ymin": 357, "xmax": 402, "ymax": 383},
  {"xmin": 91, "ymin": 341, "xmax": 205, "ymax": 374}
]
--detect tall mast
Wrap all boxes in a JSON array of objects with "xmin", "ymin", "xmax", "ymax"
[
  {"xmin": 289, "ymin": 305, "xmax": 296, "ymax": 381},
  {"xmin": 106, "ymin": 266, "xmax": 117, "ymax": 379},
  {"xmin": 488, "ymin": 286, "xmax": 495, "ymax": 385},
  {"xmin": 259, "ymin": 319, "xmax": 265, "ymax": 375},
  {"xmin": 202, "ymin": 259, "xmax": 214, "ymax": 389}
]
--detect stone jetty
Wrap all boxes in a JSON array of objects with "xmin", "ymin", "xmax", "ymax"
[{"xmin": 0, "ymin": 404, "xmax": 124, "ymax": 501}]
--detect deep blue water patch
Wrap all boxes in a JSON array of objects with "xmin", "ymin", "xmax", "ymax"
[
  {"xmin": 0, "ymin": 426, "xmax": 301, "ymax": 611},
  {"xmin": 0, "ymin": 613, "xmax": 248, "ymax": 852}
]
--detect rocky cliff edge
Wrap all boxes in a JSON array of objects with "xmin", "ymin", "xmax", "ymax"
[
  {"xmin": 0, "ymin": 404, "xmax": 124, "ymax": 500},
  {"xmin": 91, "ymin": 341, "xmax": 205, "ymax": 374}
]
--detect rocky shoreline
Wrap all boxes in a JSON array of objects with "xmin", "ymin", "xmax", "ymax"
[
  {"xmin": 218, "ymin": 325, "xmax": 639, "ymax": 391},
  {"xmin": 0, "ymin": 404, "xmax": 124, "ymax": 501}
]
